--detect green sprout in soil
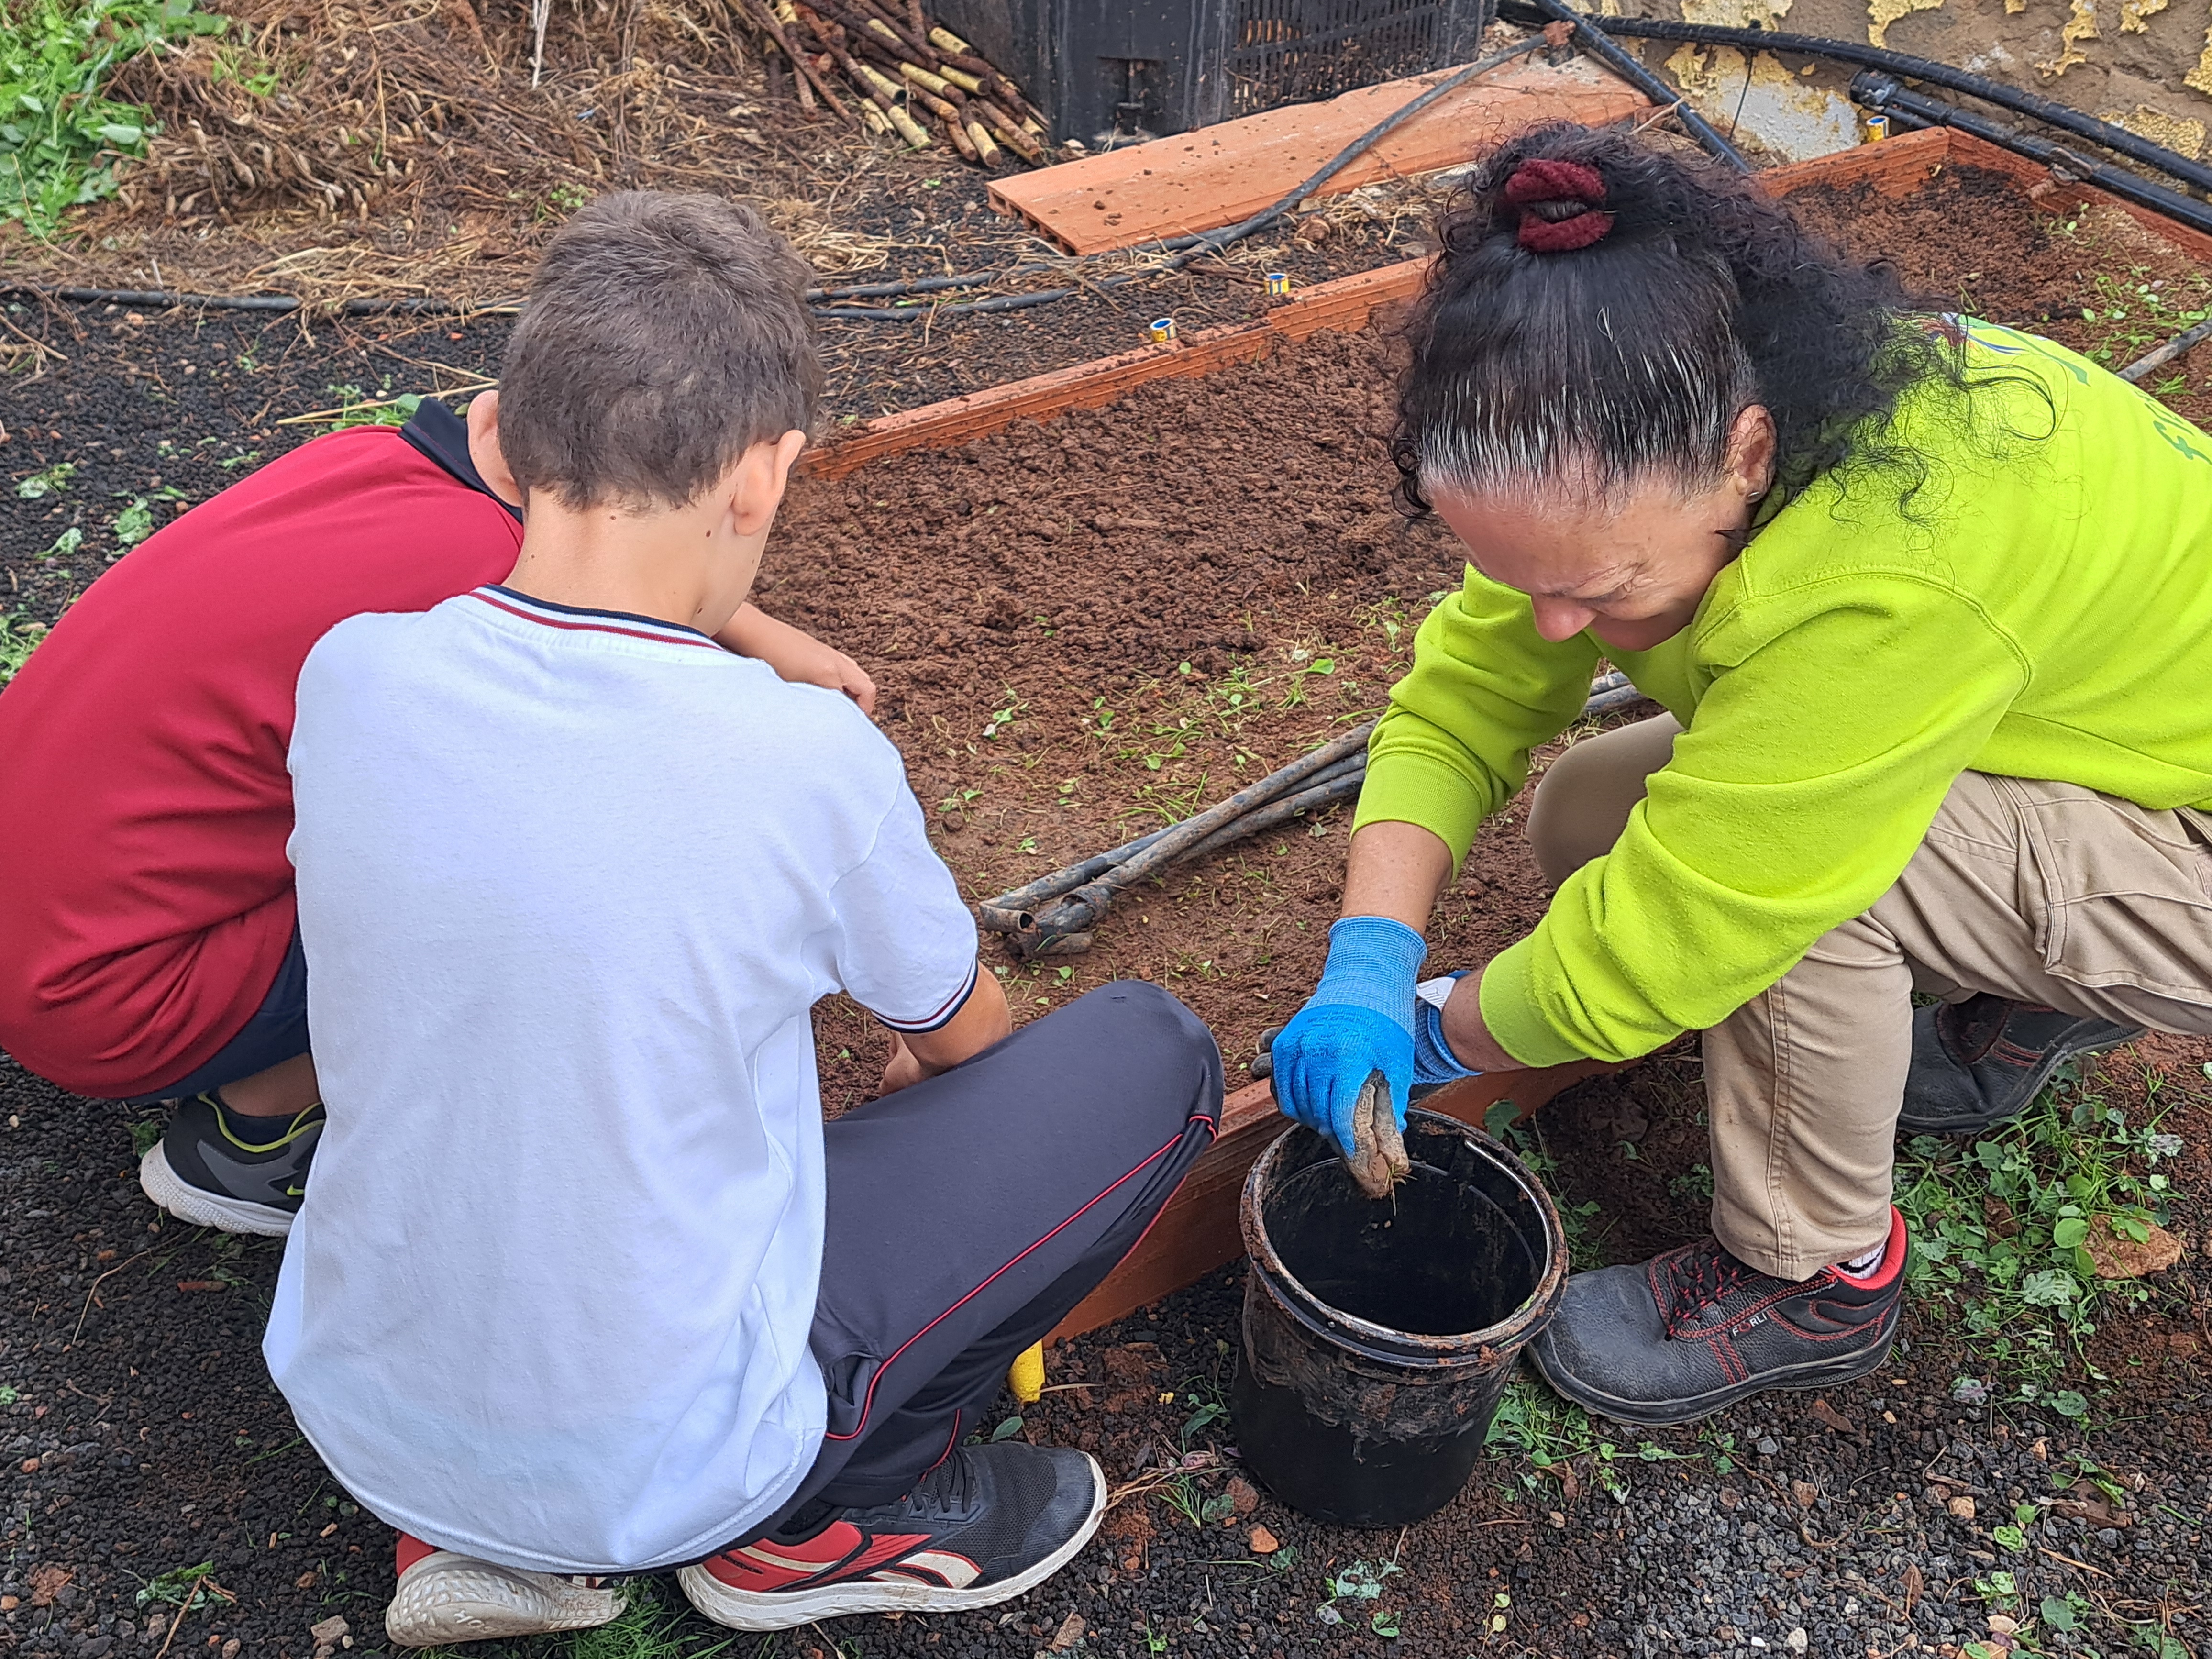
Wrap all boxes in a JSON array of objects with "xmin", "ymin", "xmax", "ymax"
[
  {"xmin": 111, "ymin": 493, "xmax": 153, "ymax": 549},
  {"xmin": 2073, "ymin": 267, "xmax": 2212, "ymax": 370},
  {"xmin": 1313, "ymin": 1558, "xmax": 1399, "ymax": 1629},
  {"xmin": 1, "ymin": 0, "xmax": 229, "ymax": 235},
  {"xmin": 133, "ymin": 1559, "xmax": 223, "ymax": 1613},
  {"xmin": 314, "ymin": 381, "xmax": 425, "ymax": 431},
  {"xmin": 1893, "ymin": 1059, "xmax": 2183, "ymax": 1397},
  {"xmin": 15, "ymin": 459, "xmax": 75, "ymax": 498},
  {"xmin": 1, "ymin": 610, "xmax": 50, "ymax": 685}
]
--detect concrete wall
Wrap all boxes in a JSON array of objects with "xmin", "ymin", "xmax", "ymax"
[{"xmin": 1605, "ymin": 0, "xmax": 2212, "ymax": 165}]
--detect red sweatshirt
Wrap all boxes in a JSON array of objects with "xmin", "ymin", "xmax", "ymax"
[{"xmin": 0, "ymin": 421, "xmax": 521, "ymax": 1097}]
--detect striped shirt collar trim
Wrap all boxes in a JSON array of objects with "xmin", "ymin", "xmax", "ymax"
[{"xmin": 468, "ymin": 586, "xmax": 722, "ymax": 650}]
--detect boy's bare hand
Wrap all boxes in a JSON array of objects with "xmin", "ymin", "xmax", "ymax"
[
  {"xmin": 875, "ymin": 972, "xmax": 1012, "ymax": 1096},
  {"xmin": 714, "ymin": 604, "xmax": 878, "ymax": 715},
  {"xmin": 879, "ymin": 1034, "xmax": 929, "ymax": 1096}
]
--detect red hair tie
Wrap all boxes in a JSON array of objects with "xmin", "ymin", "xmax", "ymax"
[{"xmin": 1505, "ymin": 158, "xmax": 1614, "ymax": 254}]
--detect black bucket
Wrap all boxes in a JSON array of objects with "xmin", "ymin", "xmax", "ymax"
[{"xmin": 1231, "ymin": 1110, "xmax": 1567, "ymax": 1528}]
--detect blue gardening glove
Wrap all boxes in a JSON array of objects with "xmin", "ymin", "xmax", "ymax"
[
  {"xmin": 1413, "ymin": 971, "xmax": 1482, "ymax": 1090},
  {"xmin": 1270, "ymin": 916, "xmax": 1427, "ymax": 1157}
]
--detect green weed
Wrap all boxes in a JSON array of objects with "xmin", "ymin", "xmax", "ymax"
[
  {"xmin": 1894, "ymin": 1062, "xmax": 2184, "ymax": 1393},
  {"xmin": 15, "ymin": 459, "xmax": 75, "ymax": 498},
  {"xmin": 0, "ymin": 1384, "xmax": 17, "ymax": 1405},
  {"xmin": 2074, "ymin": 268, "xmax": 2212, "ymax": 370},
  {"xmin": 205, "ymin": 40, "xmax": 276, "ymax": 96},
  {"xmin": 567, "ymin": 1577, "xmax": 731, "ymax": 1659},
  {"xmin": 314, "ymin": 380, "xmax": 422, "ymax": 430},
  {"xmin": 133, "ymin": 1559, "xmax": 221, "ymax": 1612},
  {"xmin": 1, "ymin": 0, "xmax": 228, "ymax": 235},
  {"xmin": 1313, "ymin": 1559, "xmax": 1399, "ymax": 1628},
  {"xmin": 111, "ymin": 493, "xmax": 153, "ymax": 548},
  {"xmin": 1, "ymin": 610, "xmax": 47, "ymax": 683}
]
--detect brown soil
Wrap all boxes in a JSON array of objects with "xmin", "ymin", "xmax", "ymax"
[
  {"xmin": 773, "ymin": 323, "xmax": 1588, "ymax": 1111},
  {"xmin": 1786, "ymin": 164, "xmax": 2212, "ymax": 425}
]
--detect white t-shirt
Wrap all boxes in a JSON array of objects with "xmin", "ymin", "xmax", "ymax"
[{"xmin": 265, "ymin": 586, "xmax": 980, "ymax": 1575}]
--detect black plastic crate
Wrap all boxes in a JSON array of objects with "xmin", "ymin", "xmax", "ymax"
[{"xmin": 936, "ymin": 0, "xmax": 1494, "ymax": 147}]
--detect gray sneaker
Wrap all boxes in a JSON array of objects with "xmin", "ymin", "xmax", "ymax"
[{"xmin": 138, "ymin": 1092, "xmax": 323, "ymax": 1237}]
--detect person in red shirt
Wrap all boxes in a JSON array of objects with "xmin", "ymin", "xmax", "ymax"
[{"xmin": 0, "ymin": 394, "xmax": 872, "ymax": 1236}]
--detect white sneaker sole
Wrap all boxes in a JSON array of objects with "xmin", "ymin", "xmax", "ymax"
[
  {"xmin": 385, "ymin": 1551, "xmax": 621, "ymax": 1648},
  {"xmin": 677, "ymin": 1454, "xmax": 1107, "ymax": 1631},
  {"xmin": 138, "ymin": 1143, "xmax": 296, "ymax": 1238}
]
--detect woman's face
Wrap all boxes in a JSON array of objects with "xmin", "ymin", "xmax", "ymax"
[{"xmin": 1427, "ymin": 405, "xmax": 1776, "ymax": 655}]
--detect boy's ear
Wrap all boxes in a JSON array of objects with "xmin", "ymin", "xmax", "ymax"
[
  {"xmin": 727, "ymin": 428, "xmax": 810, "ymax": 535},
  {"xmin": 466, "ymin": 390, "xmax": 524, "ymax": 509}
]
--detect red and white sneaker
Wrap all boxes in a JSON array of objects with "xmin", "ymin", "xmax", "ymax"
[
  {"xmin": 679, "ymin": 1444, "xmax": 1106, "ymax": 1631},
  {"xmin": 384, "ymin": 1533, "xmax": 622, "ymax": 1648}
]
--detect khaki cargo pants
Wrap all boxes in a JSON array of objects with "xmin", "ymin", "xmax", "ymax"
[{"xmin": 1525, "ymin": 714, "xmax": 2212, "ymax": 1280}]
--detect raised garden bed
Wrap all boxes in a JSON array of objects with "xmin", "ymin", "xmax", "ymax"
[{"xmin": 778, "ymin": 124, "xmax": 2212, "ymax": 1336}]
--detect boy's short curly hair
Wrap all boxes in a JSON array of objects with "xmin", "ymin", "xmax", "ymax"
[{"xmin": 497, "ymin": 191, "xmax": 820, "ymax": 512}]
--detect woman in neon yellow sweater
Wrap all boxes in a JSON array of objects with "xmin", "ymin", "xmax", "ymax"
[{"xmin": 1269, "ymin": 123, "xmax": 2212, "ymax": 1424}]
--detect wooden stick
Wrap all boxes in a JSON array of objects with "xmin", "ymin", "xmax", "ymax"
[
  {"xmin": 900, "ymin": 61, "xmax": 960, "ymax": 101},
  {"xmin": 974, "ymin": 97, "xmax": 1044, "ymax": 162},
  {"xmin": 943, "ymin": 111, "xmax": 980, "ymax": 163},
  {"xmin": 737, "ymin": 0, "xmax": 854, "ymax": 122},
  {"xmin": 965, "ymin": 117, "xmax": 1002, "ymax": 166},
  {"xmin": 928, "ymin": 23, "xmax": 971, "ymax": 53}
]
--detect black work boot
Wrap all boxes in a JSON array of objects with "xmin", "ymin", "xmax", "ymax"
[
  {"xmin": 1898, "ymin": 993, "xmax": 2143, "ymax": 1137},
  {"xmin": 1529, "ymin": 1209, "xmax": 1905, "ymax": 1427}
]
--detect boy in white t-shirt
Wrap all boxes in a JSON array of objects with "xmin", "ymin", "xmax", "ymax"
[{"xmin": 272, "ymin": 192, "xmax": 1223, "ymax": 1643}]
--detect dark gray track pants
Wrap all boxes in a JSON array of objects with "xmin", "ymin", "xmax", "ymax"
[{"xmin": 783, "ymin": 980, "xmax": 1221, "ymax": 1517}]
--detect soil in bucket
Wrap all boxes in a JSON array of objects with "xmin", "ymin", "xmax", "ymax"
[{"xmin": 1232, "ymin": 1110, "xmax": 1567, "ymax": 1528}]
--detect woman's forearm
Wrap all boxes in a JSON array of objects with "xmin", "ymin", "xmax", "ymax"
[{"xmin": 1339, "ymin": 820, "xmax": 1456, "ymax": 933}]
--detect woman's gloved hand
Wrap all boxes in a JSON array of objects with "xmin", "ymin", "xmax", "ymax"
[
  {"xmin": 1414, "ymin": 971, "xmax": 1481, "ymax": 1086},
  {"xmin": 1269, "ymin": 916, "xmax": 1427, "ymax": 1157}
]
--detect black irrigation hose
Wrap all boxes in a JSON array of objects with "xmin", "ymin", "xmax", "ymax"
[
  {"xmin": 1493, "ymin": 2, "xmax": 2212, "ymax": 201},
  {"xmin": 2120, "ymin": 314, "xmax": 2212, "ymax": 384},
  {"xmin": 981, "ymin": 670, "xmax": 1646, "ymax": 956},
  {"xmin": 1526, "ymin": 0, "xmax": 1750, "ymax": 173},
  {"xmin": 1854, "ymin": 77, "xmax": 2212, "ymax": 242},
  {"xmin": 809, "ymin": 35, "xmax": 1551, "ymax": 321},
  {"xmin": 0, "ymin": 284, "xmax": 513, "ymax": 317}
]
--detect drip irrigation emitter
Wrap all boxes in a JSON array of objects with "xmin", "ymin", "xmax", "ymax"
[{"xmin": 980, "ymin": 670, "xmax": 1644, "ymax": 959}]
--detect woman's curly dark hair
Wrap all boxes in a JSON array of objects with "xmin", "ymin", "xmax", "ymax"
[{"xmin": 1390, "ymin": 122, "xmax": 1966, "ymax": 514}]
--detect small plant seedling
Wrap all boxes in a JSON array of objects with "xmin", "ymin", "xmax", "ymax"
[
  {"xmin": 981, "ymin": 688, "xmax": 1027, "ymax": 739},
  {"xmin": 111, "ymin": 496, "xmax": 155, "ymax": 548},
  {"xmin": 128, "ymin": 1117, "xmax": 161, "ymax": 1157},
  {"xmin": 315, "ymin": 382, "xmax": 423, "ymax": 431},
  {"xmin": 1315, "ymin": 1559, "xmax": 1399, "ymax": 1626},
  {"xmin": 1, "ymin": 613, "xmax": 50, "ymax": 686},
  {"xmin": 135, "ymin": 1560, "xmax": 219, "ymax": 1612},
  {"xmin": 988, "ymin": 1415, "xmax": 1024, "ymax": 1442},
  {"xmin": 0, "ymin": 1384, "xmax": 18, "ymax": 1405},
  {"xmin": 16, "ymin": 461, "xmax": 76, "ymax": 498}
]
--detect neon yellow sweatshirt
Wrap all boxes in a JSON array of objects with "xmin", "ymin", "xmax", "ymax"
[{"xmin": 1353, "ymin": 321, "xmax": 2212, "ymax": 1068}]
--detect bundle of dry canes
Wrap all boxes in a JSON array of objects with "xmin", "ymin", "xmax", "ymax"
[{"xmin": 732, "ymin": 0, "xmax": 1051, "ymax": 167}]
